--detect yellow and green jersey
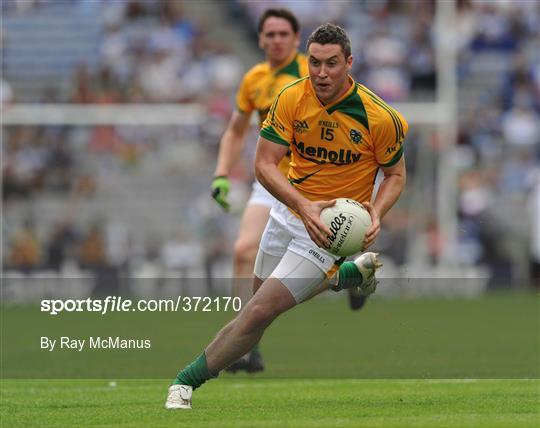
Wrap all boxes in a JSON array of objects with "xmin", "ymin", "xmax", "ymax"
[
  {"xmin": 260, "ymin": 76, "xmax": 408, "ymax": 204},
  {"xmin": 236, "ymin": 51, "xmax": 308, "ymax": 175}
]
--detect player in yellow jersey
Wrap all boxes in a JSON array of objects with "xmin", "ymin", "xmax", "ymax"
[
  {"xmin": 211, "ymin": 9, "xmax": 307, "ymax": 373},
  {"xmin": 166, "ymin": 23, "xmax": 407, "ymax": 409}
]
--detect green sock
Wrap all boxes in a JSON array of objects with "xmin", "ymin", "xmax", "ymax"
[
  {"xmin": 334, "ymin": 261, "xmax": 363, "ymax": 291},
  {"xmin": 173, "ymin": 352, "xmax": 217, "ymax": 390}
]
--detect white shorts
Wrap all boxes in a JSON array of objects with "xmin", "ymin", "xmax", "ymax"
[
  {"xmin": 247, "ymin": 180, "xmax": 275, "ymax": 208},
  {"xmin": 254, "ymin": 201, "xmax": 344, "ymax": 303}
]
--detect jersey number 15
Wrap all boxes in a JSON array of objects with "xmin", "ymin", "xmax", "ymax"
[{"xmin": 320, "ymin": 127, "xmax": 335, "ymax": 141}]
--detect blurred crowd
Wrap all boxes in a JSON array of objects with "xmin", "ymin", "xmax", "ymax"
[
  {"xmin": 75, "ymin": 1, "xmax": 242, "ymax": 104},
  {"xmin": 236, "ymin": 0, "xmax": 438, "ymax": 101},
  {"xmin": 3, "ymin": 0, "xmax": 243, "ymax": 105},
  {"xmin": 452, "ymin": 0, "xmax": 539, "ymax": 285},
  {"xmin": 3, "ymin": 126, "xmax": 91, "ymax": 201},
  {"xmin": 2, "ymin": 0, "xmax": 539, "ymax": 287}
]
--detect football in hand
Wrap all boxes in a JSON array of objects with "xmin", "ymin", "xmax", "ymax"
[{"xmin": 320, "ymin": 198, "xmax": 372, "ymax": 257}]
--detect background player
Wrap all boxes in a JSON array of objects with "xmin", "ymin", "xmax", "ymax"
[
  {"xmin": 211, "ymin": 8, "xmax": 307, "ymax": 373},
  {"xmin": 167, "ymin": 23, "xmax": 407, "ymax": 409}
]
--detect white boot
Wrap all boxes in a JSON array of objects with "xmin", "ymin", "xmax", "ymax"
[
  {"xmin": 353, "ymin": 252, "xmax": 382, "ymax": 296},
  {"xmin": 165, "ymin": 384, "xmax": 192, "ymax": 410}
]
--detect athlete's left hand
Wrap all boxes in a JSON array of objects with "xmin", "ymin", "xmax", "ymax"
[
  {"xmin": 361, "ymin": 202, "xmax": 380, "ymax": 250},
  {"xmin": 211, "ymin": 176, "xmax": 231, "ymax": 211}
]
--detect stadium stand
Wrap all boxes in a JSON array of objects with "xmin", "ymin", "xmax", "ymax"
[{"xmin": 2, "ymin": 0, "xmax": 539, "ymax": 296}]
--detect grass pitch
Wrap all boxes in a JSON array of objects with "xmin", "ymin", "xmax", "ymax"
[
  {"xmin": 2, "ymin": 292, "xmax": 539, "ymax": 426},
  {"xmin": 3, "ymin": 292, "xmax": 539, "ymax": 379},
  {"xmin": 1, "ymin": 379, "xmax": 539, "ymax": 427}
]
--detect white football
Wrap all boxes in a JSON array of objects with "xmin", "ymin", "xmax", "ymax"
[{"xmin": 320, "ymin": 198, "xmax": 372, "ymax": 257}]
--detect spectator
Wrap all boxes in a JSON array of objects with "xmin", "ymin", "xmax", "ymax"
[
  {"xmin": 501, "ymin": 102, "xmax": 540, "ymax": 149},
  {"xmin": 470, "ymin": 2, "xmax": 518, "ymax": 52},
  {"xmin": 8, "ymin": 220, "xmax": 42, "ymax": 272},
  {"xmin": 78, "ymin": 222, "xmax": 107, "ymax": 270},
  {"xmin": 501, "ymin": 52, "xmax": 540, "ymax": 112},
  {"xmin": 45, "ymin": 220, "xmax": 79, "ymax": 272}
]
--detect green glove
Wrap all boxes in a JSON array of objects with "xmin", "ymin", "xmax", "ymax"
[{"xmin": 211, "ymin": 176, "xmax": 231, "ymax": 211}]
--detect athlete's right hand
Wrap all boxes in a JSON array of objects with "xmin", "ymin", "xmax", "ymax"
[
  {"xmin": 298, "ymin": 199, "xmax": 335, "ymax": 249},
  {"xmin": 211, "ymin": 176, "xmax": 230, "ymax": 211}
]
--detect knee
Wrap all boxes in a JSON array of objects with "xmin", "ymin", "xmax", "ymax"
[
  {"xmin": 241, "ymin": 302, "xmax": 276, "ymax": 332},
  {"xmin": 234, "ymin": 239, "xmax": 259, "ymax": 265}
]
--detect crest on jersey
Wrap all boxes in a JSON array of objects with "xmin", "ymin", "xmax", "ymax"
[
  {"xmin": 293, "ymin": 120, "xmax": 309, "ymax": 134},
  {"xmin": 350, "ymin": 129, "xmax": 362, "ymax": 144}
]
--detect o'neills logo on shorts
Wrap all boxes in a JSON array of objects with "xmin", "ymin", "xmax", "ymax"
[{"xmin": 308, "ymin": 249, "xmax": 325, "ymax": 264}]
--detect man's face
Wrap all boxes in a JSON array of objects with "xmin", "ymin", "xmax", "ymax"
[
  {"xmin": 308, "ymin": 43, "xmax": 352, "ymax": 104},
  {"xmin": 259, "ymin": 17, "xmax": 299, "ymax": 65}
]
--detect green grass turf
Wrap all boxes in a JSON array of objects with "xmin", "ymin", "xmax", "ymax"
[
  {"xmin": 1, "ymin": 379, "xmax": 539, "ymax": 427},
  {"xmin": 2, "ymin": 292, "xmax": 539, "ymax": 378}
]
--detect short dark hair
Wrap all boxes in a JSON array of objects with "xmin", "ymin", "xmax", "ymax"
[
  {"xmin": 258, "ymin": 8, "xmax": 300, "ymax": 34},
  {"xmin": 306, "ymin": 23, "xmax": 351, "ymax": 58}
]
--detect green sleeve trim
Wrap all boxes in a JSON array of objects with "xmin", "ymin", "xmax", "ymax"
[
  {"xmin": 380, "ymin": 145, "xmax": 404, "ymax": 167},
  {"xmin": 260, "ymin": 126, "xmax": 290, "ymax": 147}
]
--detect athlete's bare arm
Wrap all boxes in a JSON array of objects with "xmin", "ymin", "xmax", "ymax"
[
  {"xmin": 255, "ymin": 136, "xmax": 333, "ymax": 249},
  {"xmin": 214, "ymin": 110, "xmax": 253, "ymax": 177},
  {"xmin": 362, "ymin": 156, "xmax": 406, "ymax": 250}
]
